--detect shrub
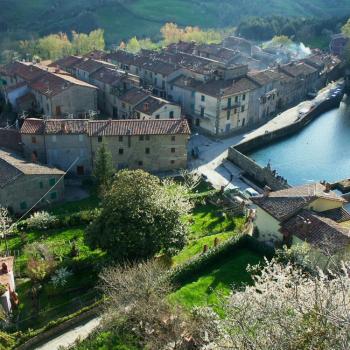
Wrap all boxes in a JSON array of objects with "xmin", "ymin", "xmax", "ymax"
[
  {"xmin": 51, "ymin": 267, "xmax": 73, "ymax": 288},
  {"xmin": 26, "ymin": 211, "xmax": 59, "ymax": 230},
  {"xmin": 171, "ymin": 235, "xmax": 274, "ymax": 286}
]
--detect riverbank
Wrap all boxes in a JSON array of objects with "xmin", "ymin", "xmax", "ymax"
[{"xmin": 227, "ymin": 80, "xmax": 346, "ymax": 190}]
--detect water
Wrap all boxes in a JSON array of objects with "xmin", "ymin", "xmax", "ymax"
[{"xmin": 248, "ymin": 101, "xmax": 350, "ymax": 186}]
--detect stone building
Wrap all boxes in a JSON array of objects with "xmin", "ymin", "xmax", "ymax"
[
  {"xmin": 29, "ymin": 72, "xmax": 98, "ymax": 117},
  {"xmin": 89, "ymin": 67, "xmax": 139, "ymax": 117},
  {"xmin": 192, "ymin": 77, "xmax": 258, "ymax": 135},
  {"xmin": 21, "ymin": 119, "xmax": 92, "ymax": 176},
  {"xmin": 20, "ymin": 118, "xmax": 191, "ymax": 174},
  {"xmin": 89, "ymin": 119, "xmax": 190, "ymax": 172},
  {"xmin": 329, "ymin": 33, "xmax": 349, "ymax": 57},
  {"xmin": 134, "ymin": 96, "xmax": 181, "ymax": 120},
  {"xmin": 0, "ymin": 147, "xmax": 65, "ymax": 213}
]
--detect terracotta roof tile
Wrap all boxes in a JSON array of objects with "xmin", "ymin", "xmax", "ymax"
[
  {"xmin": 88, "ymin": 119, "xmax": 190, "ymax": 137},
  {"xmin": 282, "ymin": 210, "xmax": 350, "ymax": 253}
]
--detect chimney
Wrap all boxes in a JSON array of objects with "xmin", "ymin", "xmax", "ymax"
[{"xmin": 263, "ymin": 186, "xmax": 271, "ymax": 197}]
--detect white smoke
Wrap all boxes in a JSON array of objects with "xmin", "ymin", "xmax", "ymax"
[{"xmin": 263, "ymin": 40, "xmax": 312, "ymax": 62}]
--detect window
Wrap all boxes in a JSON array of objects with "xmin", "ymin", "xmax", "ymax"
[
  {"xmin": 145, "ymin": 135, "xmax": 150, "ymax": 141},
  {"xmin": 242, "ymin": 94, "xmax": 246, "ymax": 101},
  {"xmin": 171, "ymin": 136, "xmax": 176, "ymax": 142},
  {"xmin": 169, "ymin": 111, "xmax": 174, "ymax": 119},
  {"xmin": 171, "ymin": 148, "xmax": 175, "ymax": 153},
  {"xmin": 98, "ymin": 136, "xmax": 103, "ymax": 143},
  {"xmin": 39, "ymin": 181, "xmax": 44, "ymax": 189},
  {"xmin": 49, "ymin": 178, "xmax": 56, "ymax": 186},
  {"xmin": 155, "ymin": 114, "xmax": 160, "ymax": 119},
  {"xmin": 136, "ymin": 112, "xmax": 140, "ymax": 119},
  {"xmin": 170, "ymin": 160, "xmax": 175, "ymax": 164},
  {"xmin": 200, "ymin": 107, "xmax": 205, "ymax": 117},
  {"xmin": 201, "ymin": 95, "xmax": 205, "ymax": 102},
  {"xmin": 119, "ymin": 136, "xmax": 123, "ymax": 142},
  {"xmin": 31, "ymin": 136, "xmax": 36, "ymax": 144},
  {"xmin": 234, "ymin": 108, "xmax": 237, "ymax": 114},
  {"xmin": 227, "ymin": 97, "xmax": 232, "ymax": 109},
  {"xmin": 50, "ymin": 192, "xmax": 57, "ymax": 200},
  {"xmin": 139, "ymin": 135, "xmax": 144, "ymax": 141},
  {"xmin": 227, "ymin": 110, "xmax": 230, "ymax": 120},
  {"xmin": 138, "ymin": 161, "xmax": 143, "ymax": 166},
  {"xmin": 145, "ymin": 147, "xmax": 150, "ymax": 154},
  {"xmin": 20, "ymin": 202, "xmax": 27, "ymax": 210},
  {"xmin": 119, "ymin": 148, "xmax": 124, "ymax": 155},
  {"xmin": 77, "ymin": 166, "xmax": 84, "ymax": 175},
  {"xmin": 235, "ymin": 96, "xmax": 239, "ymax": 103},
  {"xmin": 241, "ymin": 105, "xmax": 245, "ymax": 112}
]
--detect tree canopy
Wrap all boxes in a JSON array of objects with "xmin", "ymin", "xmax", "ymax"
[
  {"xmin": 86, "ymin": 170, "xmax": 191, "ymax": 261},
  {"xmin": 93, "ymin": 143, "xmax": 114, "ymax": 195}
]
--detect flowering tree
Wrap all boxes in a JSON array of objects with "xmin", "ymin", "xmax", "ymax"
[
  {"xmin": 0, "ymin": 207, "xmax": 12, "ymax": 252},
  {"xmin": 206, "ymin": 259, "xmax": 350, "ymax": 350}
]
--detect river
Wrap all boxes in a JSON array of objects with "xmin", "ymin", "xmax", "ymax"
[{"xmin": 247, "ymin": 99, "xmax": 350, "ymax": 186}]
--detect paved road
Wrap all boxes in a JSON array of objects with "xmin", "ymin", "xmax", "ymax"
[
  {"xmin": 188, "ymin": 80, "xmax": 342, "ymax": 191},
  {"xmin": 34, "ymin": 316, "xmax": 102, "ymax": 350}
]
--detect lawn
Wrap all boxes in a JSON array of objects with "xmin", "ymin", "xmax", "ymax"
[
  {"xmin": 187, "ymin": 202, "xmax": 244, "ymax": 240},
  {"xmin": 170, "ymin": 248, "xmax": 264, "ymax": 312}
]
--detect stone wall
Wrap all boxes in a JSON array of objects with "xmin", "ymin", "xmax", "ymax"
[
  {"xmin": 228, "ymin": 93, "xmax": 343, "ymax": 190},
  {"xmin": 0, "ymin": 128, "xmax": 22, "ymax": 152},
  {"xmin": 228, "ymin": 147, "xmax": 289, "ymax": 191}
]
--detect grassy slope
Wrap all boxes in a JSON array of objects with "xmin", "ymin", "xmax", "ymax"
[
  {"xmin": 170, "ymin": 248, "xmax": 264, "ymax": 312},
  {"xmin": 1, "ymin": 0, "xmax": 350, "ymax": 45}
]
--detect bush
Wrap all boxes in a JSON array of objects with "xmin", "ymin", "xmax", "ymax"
[
  {"xmin": 26, "ymin": 211, "xmax": 59, "ymax": 230},
  {"xmin": 171, "ymin": 235, "xmax": 274, "ymax": 286}
]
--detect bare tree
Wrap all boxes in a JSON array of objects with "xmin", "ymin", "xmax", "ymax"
[{"xmin": 99, "ymin": 260, "xmax": 214, "ymax": 349}]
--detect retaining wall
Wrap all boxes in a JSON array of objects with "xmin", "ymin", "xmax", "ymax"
[{"xmin": 228, "ymin": 94, "xmax": 343, "ymax": 190}]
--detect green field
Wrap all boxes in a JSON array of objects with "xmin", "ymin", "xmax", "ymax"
[
  {"xmin": 170, "ymin": 248, "xmax": 264, "ymax": 312},
  {"xmin": 1, "ymin": 0, "xmax": 350, "ymax": 45}
]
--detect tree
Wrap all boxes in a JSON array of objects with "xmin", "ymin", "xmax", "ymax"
[
  {"xmin": 93, "ymin": 142, "xmax": 114, "ymax": 194},
  {"xmin": 86, "ymin": 170, "xmax": 191, "ymax": 261},
  {"xmin": 37, "ymin": 32, "xmax": 72, "ymax": 60},
  {"xmin": 342, "ymin": 18, "xmax": 350, "ymax": 38},
  {"xmin": 125, "ymin": 37, "xmax": 141, "ymax": 53},
  {"xmin": 205, "ymin": 259, "xmax": 350, "ymax": 349},
  {"xmin": 0, "ymin": 207, "xmax": 11, "ymax": 253},
  {"xmin": 98, "ymin": 260, "xmax": 214, "ymax": 350},
  {"xmin": 271, "ymin": 35, "xmax": 293, "ymax": 47}
]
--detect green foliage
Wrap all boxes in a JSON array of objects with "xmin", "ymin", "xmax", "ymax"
[
  {"xmin": 86, "ymin": 170, "xmax": 190, "ymax": 262},
  {"xmin": 238, "ymin": 15, "xmax": 348, "ymax": 45},
  {"xmin": 93, "ymin": 143, "xmax": 114, "ymax": 194},
  {"xmin": 17, "ymin": 29, "xmax": 105, "ymax": 61},
  {"xmin": 342, "ymin": 18, "xmax": 350, "ymax": 37},
  {"xmin": 73, "ymin": 331, "xmax": 140, "ymax": 350},
  {"xmin": 271, "ymin": 35, "xmax": 293, "ymax": 46},
  {"xmin": 170, "ymin": 235, "xmax": 274, "ymax": 286}
]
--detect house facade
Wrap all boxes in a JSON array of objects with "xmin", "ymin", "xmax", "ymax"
[
  {"xmin": 20, "ymin": 118, "xmax": 191, "ymax": 174},
  {"xmin": 252, "ymin": 183, "xmax": 350, "ymax": 260},
  {"xmin": 0, "ymin": 148, "xmax": 65, "ymax": 213}
]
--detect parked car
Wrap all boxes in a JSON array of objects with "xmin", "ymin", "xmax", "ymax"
[{"xmin": 243, "ymin": 187, "xmax": 260, "ymax": 198}]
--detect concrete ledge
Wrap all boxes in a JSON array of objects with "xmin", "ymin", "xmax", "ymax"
[{"xmin": 16, "ymin": 305, "xmax": 101, "ymax": 350}]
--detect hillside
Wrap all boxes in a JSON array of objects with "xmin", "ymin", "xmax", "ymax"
[{"xmin": 1, "ymin": 0, "xmax": 350, "ymax": 45}]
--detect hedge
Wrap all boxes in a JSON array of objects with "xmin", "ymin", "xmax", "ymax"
[
  {"xmin": 170, "ymin": 234, "xmax": 274, "ymax": 286},
  {"xmin": 16, "ymin": 209, "xmax": 100, "ymax": 232},
  {"xmin": 12, "ymin": 298, "xmax": 103, "ymax": 349}
]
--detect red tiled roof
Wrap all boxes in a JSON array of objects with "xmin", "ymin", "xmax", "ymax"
[
  {"xmin": 21, "ymin": 118, "xmax": 191, "ymax": 137},
  {"xmin": 119, "ymin": 87, "xmax": 150, "ymax": 105},
  {"xmin": 88, "ymin": 119, "xmax": 190, "ymax": 137},
  {"xmin": 282, "ymin": 210, "xmax": 350, "ymax": 253},
  {"xmin": 252, "ymin": 183, "xmax": 345, "ymax": 221},
  {"xmin": 0, "ymin": 61, "xmax": 45, "ymax": 82},
  {"xmin": 29, "ymin": 71, "xmax": 97, "ymax": 97},
  {"xmin": 49, "ymin": 56, "xmax": 84, "ymax": 70}
]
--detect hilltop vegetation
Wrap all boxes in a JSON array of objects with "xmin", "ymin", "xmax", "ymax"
[{"xmin": 1, "ymin": 0, "xmax": 350, "ymax": 46}]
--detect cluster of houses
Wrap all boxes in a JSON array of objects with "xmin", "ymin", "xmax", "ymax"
[
  {"xmin": 0, "ymin": 37, "xmax": 344, "ymax": 216},
  {"xmin": 252, "ymin": 183, "xmax": 350, "ymax": 265}
]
